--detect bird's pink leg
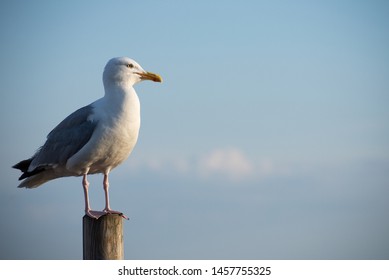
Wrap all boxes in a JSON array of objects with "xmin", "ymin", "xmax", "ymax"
[
  {"xmin": 83, "ymin": 174, "xmax": 92, "ymax": 214},
  {"xmin": 103, "ymin": 173, "xmax": 129, "ymax": 220},
  {"xmin": 103, "ymin": 174, "xmax": 112, "ymax": 212},
  {"xmin": 83, "ymin": 174, "xmax": 105, "ymax": 219}
]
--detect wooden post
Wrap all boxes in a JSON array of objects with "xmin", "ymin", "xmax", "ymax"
[{"xmin": 83, "ymin": 214, "xmax": 124, "ymax": 260}]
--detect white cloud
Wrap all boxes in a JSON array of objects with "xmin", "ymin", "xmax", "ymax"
[
  {"xmin": 126, "ymin": 147, "xmax": 285, "ymax": 183},
  {"xmin": 198, "ymin": 148, "xmax": 254, "ymax": 180}
]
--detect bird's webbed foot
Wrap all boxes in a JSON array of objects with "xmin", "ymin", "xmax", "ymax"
[{"xmin": 103, "ymin": 208, "xmax": 129, "ymax": 220}]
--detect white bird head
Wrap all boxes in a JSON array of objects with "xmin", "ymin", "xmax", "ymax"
[{"xmin": 103, "ymin": 57, "xmax": 162, "ymax": 88}]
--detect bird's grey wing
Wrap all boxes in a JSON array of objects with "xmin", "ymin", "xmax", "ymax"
[{"xmin": 29, "ymin": 104, "xmax": 98, "ymax": 171}]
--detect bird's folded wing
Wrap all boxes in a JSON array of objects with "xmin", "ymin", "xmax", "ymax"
[{"xmin": 29, "ymin": 104, "xmax": 98, "ymax": 171}]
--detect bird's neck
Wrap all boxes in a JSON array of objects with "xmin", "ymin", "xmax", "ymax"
[
  {"xmin": 104, "ymin": 81, "xmax": 135, "ymax": 101},
  {"xmin": 102, "ymin": 83, "xmax": 140, "ymax": 116}
]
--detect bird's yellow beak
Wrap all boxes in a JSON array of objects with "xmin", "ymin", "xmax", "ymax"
[{"xmin": 137, "ymin": 71, "xmax": 163, "ymax": 83}]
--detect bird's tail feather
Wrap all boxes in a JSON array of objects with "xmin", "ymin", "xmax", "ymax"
[
  {"xmin": 13, "ymin": 157, "xmax": 60, "ymax": 188},
  {"xmin": 17, "ymin": 170, "xmax": 60, "ymax": 189}
]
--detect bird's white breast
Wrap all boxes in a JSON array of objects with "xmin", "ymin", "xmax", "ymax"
[{"xmin": 66, "ymin": 88, "xmax": 141, "ymax": 175}]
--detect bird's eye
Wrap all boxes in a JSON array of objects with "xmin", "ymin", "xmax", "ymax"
[{"xmin": 126, "ymin": 63, "xmax": 134, "ymax": 68}]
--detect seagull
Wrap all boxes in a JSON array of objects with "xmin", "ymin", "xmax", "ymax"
[{"xmin": 13, "ymin": 57, "xmax": 162, "ymax": 219}]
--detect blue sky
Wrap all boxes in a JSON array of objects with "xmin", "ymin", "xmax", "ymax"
[{"xmin": 0, "ymin": 0, "xmax": 388, "ymax": 259}]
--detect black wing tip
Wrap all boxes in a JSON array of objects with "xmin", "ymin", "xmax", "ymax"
[
  {"xmin": 13, "ymin": 159, "xmax": 32, "ymax": 172},
  {"xmin": 17, "ymin": 167, "xmax": 47, "ymax": 180},
  {"xmin": 18, "ymin": 173, "xmax": 29, "ymax": 181},
  {"xmin": 13, "ymin": 158, "xmax": 47, "ymax": 180},
  {"xmin": 13, "ymin": 159, "xmax": 30, "ymax": 181}
]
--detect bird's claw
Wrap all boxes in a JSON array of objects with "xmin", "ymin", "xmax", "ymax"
[
  {"xmin": 85, "ymin": 210, "xmax": 107, "ymax": 219},
  {"xmin": 85, "ymin": 209, "xmax": 129, "ymax": 220},
  {"xmin": 103, "ymin": 209, "xmax": 129, "ymax": 220}
]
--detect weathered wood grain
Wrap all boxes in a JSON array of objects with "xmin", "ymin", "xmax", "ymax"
[{"xmin": 83, "ymin": 214, "xmax": 124, "ymax": 260}]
